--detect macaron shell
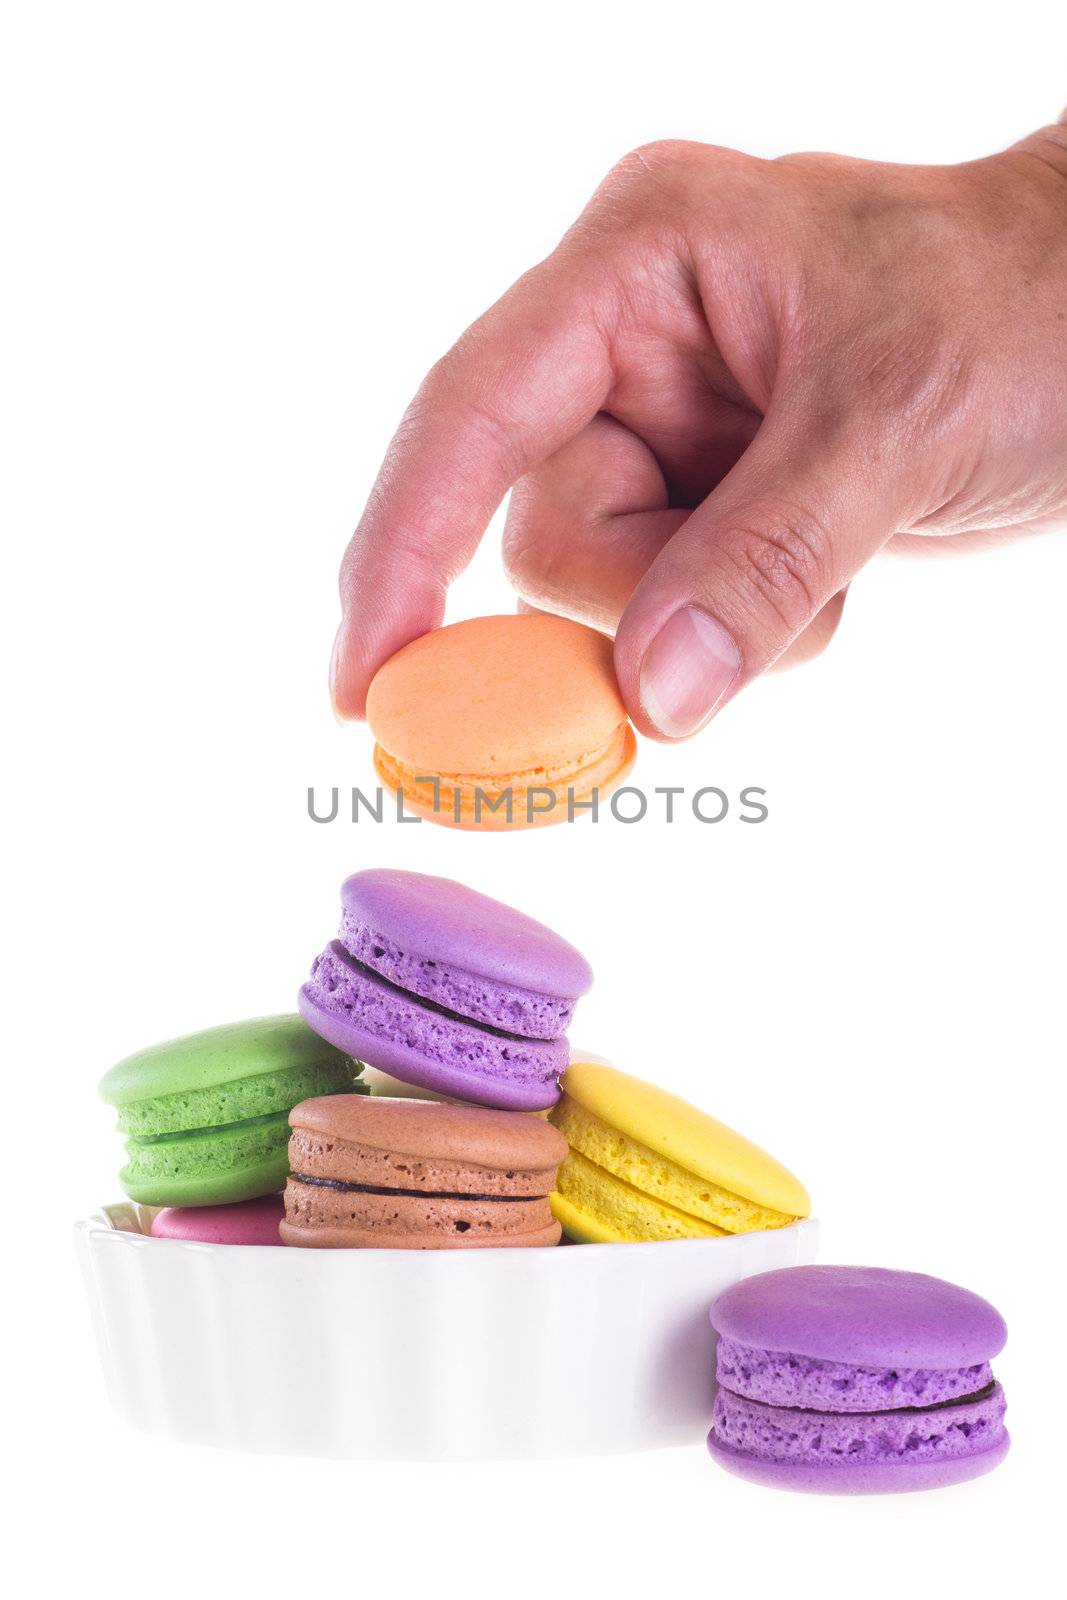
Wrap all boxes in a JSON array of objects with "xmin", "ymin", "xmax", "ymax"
[
  {"xmin": 288, "ymin": 1092, "xmax": 568, "ymax": 1171},
  {"xmin": 121, "ymin": 1140, "xmax": 291, "ymax": 1207},
  {"xmin": 339, "ymin": 868, "xmax": 593, "ymax": 1001},
  {"xmin": 100, "ymin": 1014, "xmax": 353, "ymax": 1106},
  {"xmin": 288, "ymin": 1127, "xmax": 561, "ymax": 1196},
  {"xmin": 549, "ymin": 1189, "xmax": 629, "ymax": 1243},
  {"xmin": 279, "ymin": 1217, "xmax": 562, "ymax": 1249},
  {"xmin": 150, "ymin": 1195, "xmax": 285, "ymax": 1245},
  {"xmin": 712, "ymin": 1380, "xmax": 1007, "ymax": 1469},
  {"xmin": 551, "ymin": 1149, "xmax": 727, "ymax": 1242},
  {"xmin": 714, "ymin": 1336, "xmax": 995, "ymax": 1411},
  {"xmin": 341, "ymin": 911, "xmax": 575, "ymax": 1038},
  {"xmin": 558, "ymin": 1061, "xmax": 810, "ymax": 1219},
  {"xmin": 552, "ymin": 1093, "xmax": 794, "ymax": 1233},
  {"xmin": 710, "ymin": 1266, "xmax": 1008, "ymax": 1368},
  {"xmin": 706, "ymin": 1428, "xmax": 1010, "ymax": 1495},
  {"xmin": 366, "ymin": 613, "xmax": 631, "ymax": 776},
  {"xmin": 113, "ymin": 1057, "xmax": 363, "ymax": 1139},
  {"xmin": 282, "ymin": 1179, "xmax": 560, "ymax": 1247}
]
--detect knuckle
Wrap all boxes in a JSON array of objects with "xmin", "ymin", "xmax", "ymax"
[
  {"xmin": 416, "ymin": 350, "xmax": 484, "ymax": 425},
  {"xmin": 619, "ymin": 139, "xmax": 694, "ymax": 174},
  {"xmin": 580, "ymin": 140, "xmax": 761, "ymax": 266},
  {"xmin": 416, "ymin": 351, "xmax": 462, "ymax": 408},
  {"xmin": 726, "ymin": 508, "xmax": 833, "ymax": 633},
  {"xmin": 410, "ymin": 357, "xmax": 524, "ymax": 478},
  {"xmin": 595, "ymin": 140, "xmax": 700, "ymax": 207}
]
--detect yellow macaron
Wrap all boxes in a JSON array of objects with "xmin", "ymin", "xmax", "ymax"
[{"xmin": 548, "ymin": 1061, "xmax": 810, "ymax": 1243}]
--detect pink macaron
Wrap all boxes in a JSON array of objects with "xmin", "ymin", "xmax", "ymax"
[{"xmin": 150, "ymin": 1194, "xmax": 285, "ymax": 1245}]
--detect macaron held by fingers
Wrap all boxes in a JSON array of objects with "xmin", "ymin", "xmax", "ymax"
[
  {"xmin": 708, "ymin": 1266, "xmax": 1009, "ymax": 1493},
  {"xmin": 549, "ymin": 1061, "xmax": 810, "ymax": 1242},
  {"xmin": 99, "ymin": 1015, "xmax": 364, "ymax": 1206},
  {"xmin": 299, "ymin": 869, "xmax": 591, "ymax": 1110},
  {"xmin": 282, "ymin": 1095, "xmax": 568, "ymax": 1249},
  {"xmin": 365, "ymin": 613, "xmax": 636, "ymax": 829}
]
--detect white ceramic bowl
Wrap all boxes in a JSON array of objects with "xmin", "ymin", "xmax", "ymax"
[{"xmin": 75, "ymin": 1206, "xmax": 818, "ymax": 1460}]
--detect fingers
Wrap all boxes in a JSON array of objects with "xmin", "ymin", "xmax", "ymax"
[
  {"xmin": 614, "ymin": 425, "xmax": 904, "ymax": 739},
  {"xmin": 505, "ymin": 411, "xmax": 850, "ymax": 670},
  {"xmin": 331, "ymin": 261, "xmax": 615, "ymax": 719},
  {"xmin": 503, "ymin": 414, "xmax": 687, "ymax": 630}
]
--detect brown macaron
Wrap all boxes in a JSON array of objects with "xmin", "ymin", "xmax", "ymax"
[{"xmin": 281, "ymin": 1095, "xmax": 568, "ymax": 1249}]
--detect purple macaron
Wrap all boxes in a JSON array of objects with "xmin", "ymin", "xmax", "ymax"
[
  {"xmin": 298, "ymin": 869, "xmax": 592, "ymax": 1110},
  {"xmin": 707, "ymin": 1265, "xmax": 1009, "ymax": 1494}
]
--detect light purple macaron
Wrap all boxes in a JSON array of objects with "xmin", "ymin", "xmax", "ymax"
[
  {"xmin": 298, "ymin": 870, "xmax": 592, "ymax": 1110},
  {"xmin": 707, "ymin": 1265, "xmax": 1009, "ymax": 1494}
]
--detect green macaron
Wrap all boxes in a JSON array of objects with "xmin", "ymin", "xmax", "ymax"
[{"xmin": 99, "ymin": 1014, "xmax": 366, "ymax": 1206}]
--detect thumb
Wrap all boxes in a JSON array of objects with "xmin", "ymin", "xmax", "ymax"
[{"xmin": 613, "ymin": 426, "xmax": 905, "ymax": 739}]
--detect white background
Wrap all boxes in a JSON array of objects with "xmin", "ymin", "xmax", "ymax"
[{"xmin": 4, "ymin": 1, "xmax": 1064, "ymax": 1593}]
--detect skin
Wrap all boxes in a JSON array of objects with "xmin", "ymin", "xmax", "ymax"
[{"xmin": 332, "ymin": 116, "xmax": 1067, "ymax": 740}]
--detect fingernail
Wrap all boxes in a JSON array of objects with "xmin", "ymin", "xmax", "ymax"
[{"xmin": 639, "ymin": 605, "xmax": 742, "ymax": 738}]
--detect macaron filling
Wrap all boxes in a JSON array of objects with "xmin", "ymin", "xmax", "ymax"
[
  {"xmin": 128, "ymin": 1108, "xmax": 292, "ymax": 1145},
  {"xmin": 292, "ymin": 1172, "xmax": 549, "ymax": 1203},
  {"xmin": 715, "ymin": 1337, "xmax": 995, "ymax": 1411},
  {"xmin": 373, "ymin": 723, "xmax": 636, "ymax": 827},
  {"xmin": 711, "ymin": 1380, "xmax": 1007, "ymax": 1468},
  {"xmin": 339, "ymin": 910, "xmax": 576, "ymax": 1038},
  {"xmin": 300, "ymin": 941, "xmax": 567, "ymax": 1093}
]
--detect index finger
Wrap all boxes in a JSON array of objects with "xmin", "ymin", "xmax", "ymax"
[{"xmin": 331, "ymin": 260, "xmax": 615, "ymax": 718}]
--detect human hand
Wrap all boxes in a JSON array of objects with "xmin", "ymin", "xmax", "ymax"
[{"xmin": 332, "ymin": 119, "xmax": 1067, "ymax": 739}]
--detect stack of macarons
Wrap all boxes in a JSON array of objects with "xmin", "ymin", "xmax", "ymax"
[
  {"xmin": 287, "ymin": 871, "xmax": 809, "ymax": 1251},
  {"xmin": 285, "ymin": 867, "xmax": 586, "ymax": 1245},
  {"xmin": 97, "ymin": 870, "xmax": 591, "ymax": 1249},
  {"xmin": 99, "ymin": 868, "xmax": 811, "ymax": 1254},
  {"xmin": 365, "ymin": 613, "xmax": 636, "ymax": 830}
]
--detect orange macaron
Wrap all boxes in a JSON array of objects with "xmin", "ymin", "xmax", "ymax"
[{"xmin": 366, "ymin": 613, "xmax": 637, "ymax": 830}]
